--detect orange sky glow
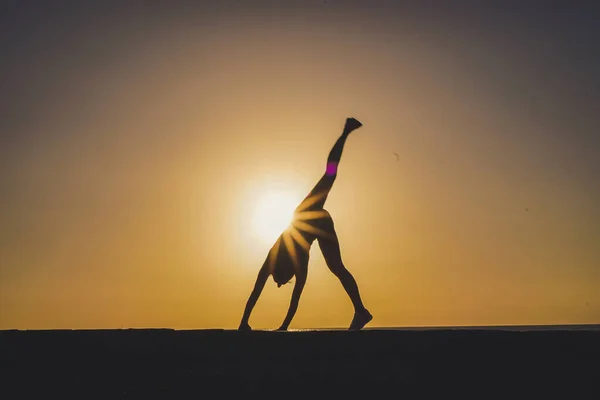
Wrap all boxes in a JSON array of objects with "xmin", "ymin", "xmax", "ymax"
[{"xmin": 1, "ymin": 1, "xmax": 598, "ymax": 329}]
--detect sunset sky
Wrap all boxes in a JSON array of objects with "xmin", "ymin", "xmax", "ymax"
[{"xmin": 1, "ymin": 1, "xmax": 599, "ymax": 330}]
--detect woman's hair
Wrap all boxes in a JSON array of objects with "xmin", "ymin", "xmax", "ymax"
[{"xmin": 272, "ymin": 261, "xmax": 295, "ymax": 288}]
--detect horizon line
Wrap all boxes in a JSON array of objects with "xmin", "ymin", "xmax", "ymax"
[{"xmin": 2, "ymin": 323, "xmax": 599, "ymax": 332}]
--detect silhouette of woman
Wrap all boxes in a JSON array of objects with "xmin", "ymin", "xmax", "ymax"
[{"xmin": 238, "ymin": 117, "xmax": 372, "ymax": 331}]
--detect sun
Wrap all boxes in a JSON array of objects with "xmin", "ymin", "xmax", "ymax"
[{"xmin": 251, "ymin": 190, "xmax": 300, "ymax": 246}]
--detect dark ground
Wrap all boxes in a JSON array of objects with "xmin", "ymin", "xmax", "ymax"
[{"xmin": 1, "ymin": 328, "xmax": 599, "ymax": 397}]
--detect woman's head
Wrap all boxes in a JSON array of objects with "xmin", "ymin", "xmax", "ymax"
[{"xmin": 272, "ymin": 261, "xmax": 295, "ymax": 287}]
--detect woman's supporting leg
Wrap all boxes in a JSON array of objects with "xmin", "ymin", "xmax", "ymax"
[{"xmin": 317, "ymin": 215, "xmax": 372, "ymax": 330}]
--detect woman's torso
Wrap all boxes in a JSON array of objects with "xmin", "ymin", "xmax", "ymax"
[{"xmin": 268, "ymin": 209, "xmax": 335, "ymax": 271}]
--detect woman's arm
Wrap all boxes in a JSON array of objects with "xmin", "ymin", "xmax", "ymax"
[
  {"xmin": 238, "ymin": 262, "xmax": 270, "ymax": 330},
  {"xmin": 277, "ymin": 268, "xmax": 307, "ymax": 331}
]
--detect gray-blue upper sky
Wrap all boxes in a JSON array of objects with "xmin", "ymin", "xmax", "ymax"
[{"xmin": 1, "ymin": 1, "xmax": 599, "ymax": 328}]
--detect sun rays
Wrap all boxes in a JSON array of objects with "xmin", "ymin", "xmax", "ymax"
[{"xmin": 266, "ymin": 190, "xmax": 335, "ymax": 275}]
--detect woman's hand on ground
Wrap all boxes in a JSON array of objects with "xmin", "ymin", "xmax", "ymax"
[{"xmin": 238, "ymin": 321, "xmax": 252, "ymax": 331}]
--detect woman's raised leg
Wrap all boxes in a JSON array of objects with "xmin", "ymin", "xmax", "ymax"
[{"xmin": 296, "ymin": 117, "xmax": 363, "ymax": 213}]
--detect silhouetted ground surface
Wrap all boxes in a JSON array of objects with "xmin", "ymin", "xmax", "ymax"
[{"xmin": 2, "ymin": 328, "xmax": 599, "ymax": 397}]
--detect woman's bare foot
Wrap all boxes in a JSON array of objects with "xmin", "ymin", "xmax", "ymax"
[
  {"xmin": 343, "ymin": 117, "xmax": 363, "ymax": 135},
  {"xmin": 348, "ymin": 309, "xmax": 373, "ymax": 331}
]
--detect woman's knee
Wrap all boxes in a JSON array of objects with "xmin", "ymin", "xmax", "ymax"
[{"xmin": 327, "ymin": 262, "xmax": 348, "ymax": 277}]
